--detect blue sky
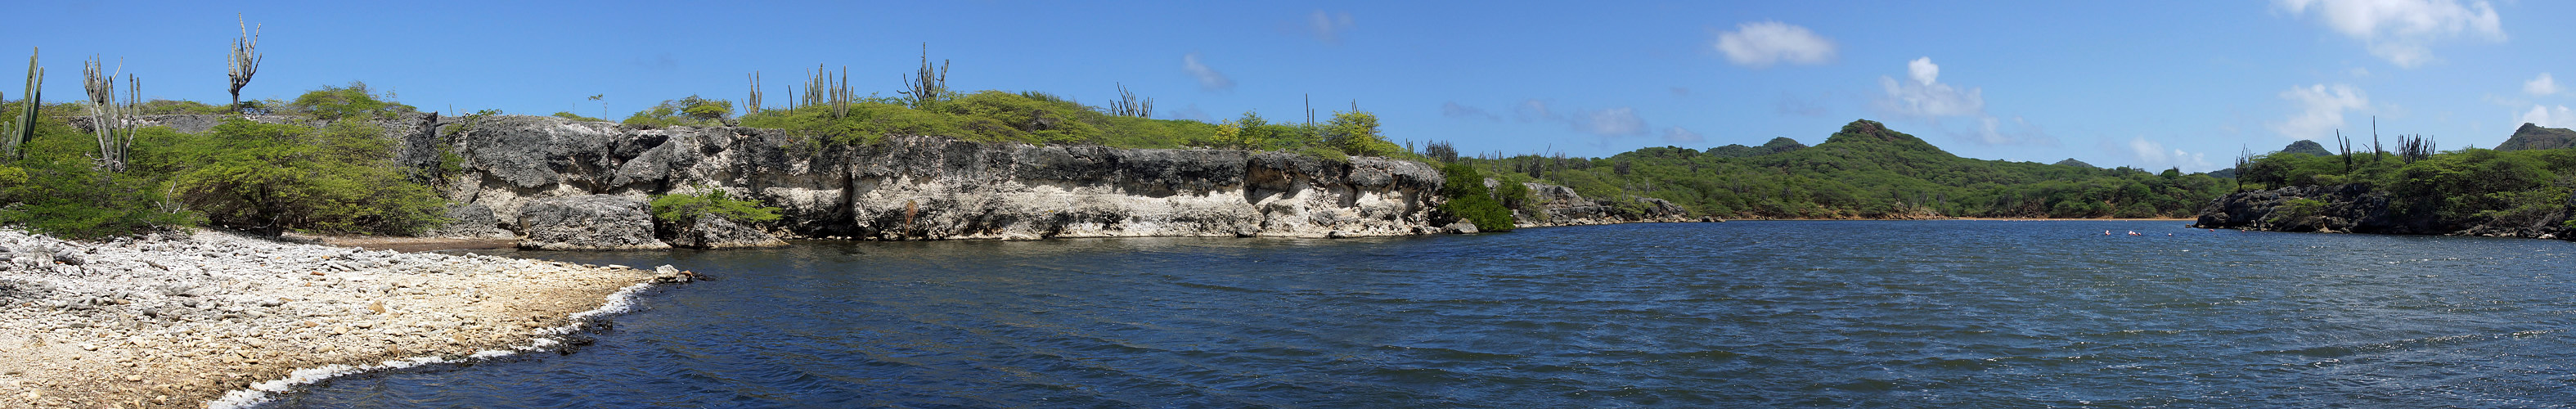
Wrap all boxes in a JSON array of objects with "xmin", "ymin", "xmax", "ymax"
[{"xmin": 10, "ymin": 1, "xmax": 2574, "ymax": 172}]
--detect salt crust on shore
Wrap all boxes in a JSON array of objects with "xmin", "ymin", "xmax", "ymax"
[{"xmin": 0, "ymin": 228, "xmax": 667, "ymax": 408}]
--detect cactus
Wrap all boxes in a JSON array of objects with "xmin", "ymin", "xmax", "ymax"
[
  {"xmin": 227, "ymin": 14, "xmax": 262, "ymax": 113},
  {"xmin": 1109, "ymin": 83, "xmax": 1152, "ymax": 118},
  {"xmin": 3, "ymin": 47, "xmax": 39, "ymax": 161},
  {"xmin": 745, "ymin": 70, "xmax": 762, "ymax": 115},
  {"xmin": 897, "ymin": 43, "xmax": 947, "ymax": 110},
  {"xmin": 82, "ymin": 56, "xmax": 139, "ymax": 172},
  {"xmin": 802, "ymin": 65, "xmax": 849, "ymax": 119}
]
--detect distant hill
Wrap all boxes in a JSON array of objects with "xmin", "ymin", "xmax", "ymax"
[
  {"xmin": 1550, "ymin": 119, "xmax": 2228, "ymax": 219},
  {"xmin": 2497, "ymin": 123, "xmax": 2576, "ymax": 151},
  {"xmin": 1705, "ymin": 137, "xmax": 1808, "ymax": 158},
  {"xmin": 2280, "ymin": 140, "xmax": 2333, "ymax": 156},
  {"xmin": 2053, "ymin": 158, "xmax": 2097, "ymax": 169}
]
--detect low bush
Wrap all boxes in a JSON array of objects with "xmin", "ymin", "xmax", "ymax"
[
  {"xmin": 1436, "ymin": 162, "xmax": 1515, "ymax": 231},
  {"xmin": 650, "ymin": 187, "xmax": 782, "ymax": 225}
]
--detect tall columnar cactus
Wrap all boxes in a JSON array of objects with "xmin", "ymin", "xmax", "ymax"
[
  {"xmin": 83, "ymin": 56, "xmax": 139, "ymax": 172},
  {"xmin": 745, "ymin": 70, "xmax": 762, "ymax": 115},
  {"xmin": 3, "ymin": 47, "xmax": 39, "ymax": 161},
  {"xmin": 227, "ymin": 14, "xmax": 262, "ymax": 113},
  {"xmin": 898, "ymin": 43, "xmax": 948, "ymax": 110},
  {"xmin": 802, "ymin": 65, "xmax": 849, "ymax": 119}
]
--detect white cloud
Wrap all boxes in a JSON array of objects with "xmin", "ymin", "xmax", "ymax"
[
  {"xmin": 2525, "ymin": 73, "xmax": 2560, "ymax": 96},
  {"xmin": 2275, "ymin": 0, "xmax": 2505, "ymax": 68},
  {"xmin": 1578, "ymin": 107, "xmax": 1648, "ymax": 137},
  {"xmin": 2516, "ymin": 105, "xmax": 2576, "ymax": 128},
  {"xmin": 2118, "ymin": 137, "xmax": 2215, "ymax": 172},
  {"xmin": 2270, "ymin": 83, "xmax": 2370, "ymax": 140},
  {"xmin": 1875, "ymin": 56, "xmax": 1984, "ymax": 119},
  {"xmin": 1181, "ymin": 52, "xmax": 1234, "ymax": 91},
  {"xmin": 1661, "ymin": 127, "xmax": 1706, "ymax": 144},
  {"xmin": 1306, "ymin": 10, "xmax": 1355, "ymax": 43},
  {"xmin": 1713, "ymin": 21, "xmax": 1837, "ymax": 68}
]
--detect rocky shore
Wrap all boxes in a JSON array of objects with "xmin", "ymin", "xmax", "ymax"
[
  {"xmin": 0, "ymin": 228, "xmax": 682, "ymax": 408},
  {"xmin": 2190, "ymin": 184, "xmax": 2574, "ymax": 240}
]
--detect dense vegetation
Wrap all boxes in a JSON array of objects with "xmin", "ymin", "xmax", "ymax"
[
  {"xmin": 0, "ymin": 84, "xmax": 444, "ymax": 239},
  {"xmin": 2236, "ymin": 142, "xmax": 2575, "ymax": 228},
  {"xmin": 1445, "ymin": 119, "xmax": 2232, "ymax": 219}
]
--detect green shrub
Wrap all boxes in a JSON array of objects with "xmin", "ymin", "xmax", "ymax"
[
  {"xmin": 551, "ymin": 111, "xmax": 609, "ymax": 122},
  {"xmin": 624, "ymin": 96, "xmax": 732, "ymax": 128},
  {"xmin": 1436, "ymin": 162, "xmax": 1515, "ymax": 231},
  {"xmin": 0, "ymin": 119, "xmax": 191, "ymax": 239},
  {"xmin": 167, "ymin": 119, "xmax": 443, "ymax": 236},
  {"xmin": 1324, "ymin": 110, "xmax": 1400, "ymax": 157},
  {"xmin": 285, "ymin": 82, "xmax": 416, "ymax": 120},
  {"xmin": 650, "ymin": 187, "xmax": 782, "ymax": 225}
]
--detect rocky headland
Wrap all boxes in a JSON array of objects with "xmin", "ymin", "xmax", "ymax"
[
  {"xmin": 2189, "ymin": 184, "xmax": 2573, "ymax": 239},
  {"xmin": 104, "ymin": 114, "xmax": 1688, "ymax": 249}
]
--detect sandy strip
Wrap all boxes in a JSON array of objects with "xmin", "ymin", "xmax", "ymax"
[{"xmin": 0, "ymin": 228, "xmax": 685, "ymax": 408}]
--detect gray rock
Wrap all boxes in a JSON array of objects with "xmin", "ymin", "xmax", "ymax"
[
  {"xmin": 515, "ymin": 195, "xmax": 671, "ymax": 250},
  {"xmin": 52, "ymin": 251, "xmax": 83, "ymax": 266},
  {"xmin": 428, "ymin": 203, "xmax": 515, "ymax": 238},
  {"xmin": 1442, "ymin": 222, "xmax": 1480, "ymax": 234},
  {"xmin": 667, "ymin": 217, "xmax": 789, "ymax": 249}
]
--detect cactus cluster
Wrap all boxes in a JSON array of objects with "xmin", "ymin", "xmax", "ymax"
[
  {"xmin": 745, "ymin": 70, "xmax": 762, "ymax": 115},
  {"xmin": 3, "ymin": 47, "xmax": 38, "ymax": 161},
  {"xmin": 897, "ymin": 43, "xmax": 947, "ymax": 110},
  {"xmin": 802, "ymin": 65, "xmax": 849, "ymax": 119},
  {"xmin": 82, "ymin": 56, "xmax": 139, "ymax": 172}
]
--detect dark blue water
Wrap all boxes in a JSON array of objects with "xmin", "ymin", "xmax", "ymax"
[{"xmin": 263, "ymin": 221, "xmax": 2576, "ymax": 407}]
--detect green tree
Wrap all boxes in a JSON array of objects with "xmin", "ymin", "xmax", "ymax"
[
  {"xmin": 169, "ymin": 119, "xmax": 443, "ymax": 236},
  {"xmin": 650, "ymin": 187, "xmax": 782, "ymax": 225},
  {"xmin": 1436, "ymin": 162, "xmax": 1515, "ymax": 231},
  {"xmin": 1324, "ymin": 110, "xmax": 1398, "ymax": 157}
]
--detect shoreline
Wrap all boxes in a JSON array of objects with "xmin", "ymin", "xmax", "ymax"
[{"xmin": 0, "ymin": 228, "xmax": 682, "ymax": 408}]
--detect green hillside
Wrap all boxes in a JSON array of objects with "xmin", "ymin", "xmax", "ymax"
[
  {"xmin": 1463, "ymin": 119, "xmax": 2229, "ymax": 219},
  {"xmin": 2497, "ymin": 123, "xmax": 2576, "ymax": 151}
]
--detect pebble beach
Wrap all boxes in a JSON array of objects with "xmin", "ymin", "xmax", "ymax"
[{"xmin": 0, "ymin": 228, "xmax": 682, "ymax": 408}]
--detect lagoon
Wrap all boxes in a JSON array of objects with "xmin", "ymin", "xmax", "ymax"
[{"xmin": 265, "ymin": 221, "xmax": 2576, "ymax": 407}]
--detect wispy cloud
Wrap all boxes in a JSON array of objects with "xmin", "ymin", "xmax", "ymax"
[
  {"xmin": 1513, "ymin": 99, "xmax": 1561, "ymax": 122},
  {"xmin": 1661, "ymin": 127, "xmax": 1706, "ymax": 144},
  {"xmin": 1958, "ymin": 116, "xmax": 2057, "ymax": 146},
  {"xmin": 2270, "ymin": 83, "xmax": 2370, "ymax": 140},
  {"xmin": 1181, "ymin": 52, "xmax": 1234, "ymax": 91},
  {"xmin": 1304, "ymin": 10, "xmax": 1355, "ymax": 44},
  {"xmin": 1775, "ymin": 92, "xmax": 1828, "ymax": 117},
  {"xmin": 1712, "ymin": 21, "xmax": 1837, "ymax": 68},
  {"xmin": 2275, "ymin": 0, "xmax": 2504, "ymax": 68},
  {"xmin": 1166, "ymin": 104, "xmax": 1214, "ymax": 123},
  {"xmin": 1441, "ymin": 101, "xmax": 1499, "ymax": 121},
  {"xmin": 2110, "ymin": 137, "xmax": 2214, "ymax": 172},
  {"xmin": 1578, "ymin": 108, "xmax": 1648, "ymax": 137}
]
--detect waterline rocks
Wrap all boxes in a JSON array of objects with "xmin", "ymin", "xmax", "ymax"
[
  {"xmin": 516, "ymin": 195, "xmax": 670, "ymax": 250},
  {"xmin": 2191, "ymin": 183, "xmax": 2574, "ymax": 239},
  {"xmin": 668, "ymin": 217, "xmax": 789, "ymax": 249}
]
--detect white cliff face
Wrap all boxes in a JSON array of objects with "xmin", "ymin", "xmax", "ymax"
[{"xmin": 426, "ymin": 115, "xmax": 1450, "ymax": 240}]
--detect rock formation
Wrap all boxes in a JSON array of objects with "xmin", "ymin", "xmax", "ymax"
[
  {"xmin": 2191, "ymin": 184, "xmax": 2574, "ymax": 240},
  {"xmin": 515, "ymin": 195, "xmax": 669, "ymax": 250}
]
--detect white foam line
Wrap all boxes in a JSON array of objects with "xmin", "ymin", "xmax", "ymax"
[{"xmin": 204, "ymin": 282, "xmax": 659, "ymax": 409}]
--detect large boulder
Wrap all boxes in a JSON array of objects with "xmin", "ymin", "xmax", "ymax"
[
  {"xmin": 668, "ymin": 217, "xmax": 789, "ymax": 249},
  {"xmin": 516, "ymin": 195, "xmax": 670, "ymax": 250},
  {"xmin": 426, "ymin": 203, "xmax": 515, "ymax": 238}
]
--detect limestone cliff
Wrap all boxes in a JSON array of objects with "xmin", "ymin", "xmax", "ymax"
[
  {"xmin": 106, "ymin": 114, "xmax": 1693, "ymax": 243},
  {"xmin": 422, "ymin": 115, "xmax": 1609, "ymax": 240}
]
